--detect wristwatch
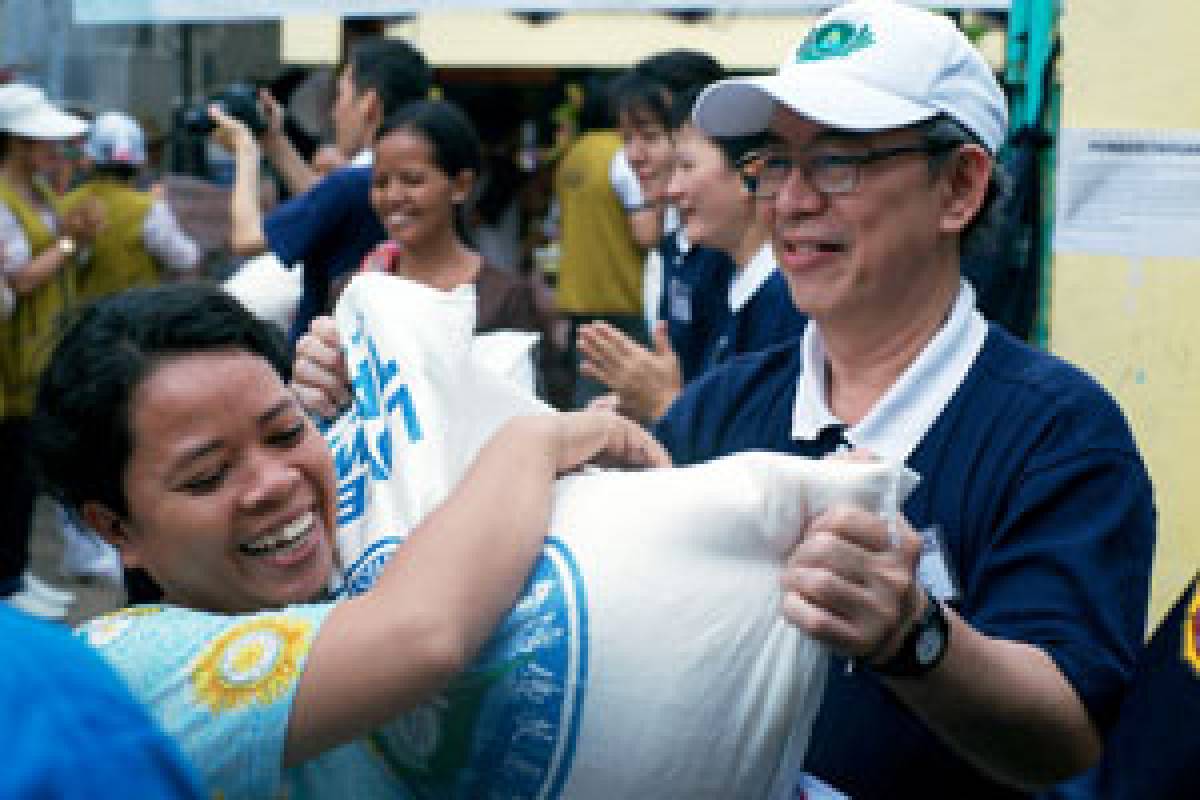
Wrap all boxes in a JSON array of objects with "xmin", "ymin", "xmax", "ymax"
[
  {"xmin": 871, "ymin": 588, "xmax": 949, "ymax": 678},
  {"xmin": 56, "ymin": 236, "xmax": 76, "ymax": 256}
]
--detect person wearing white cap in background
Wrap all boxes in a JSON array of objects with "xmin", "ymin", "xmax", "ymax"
[
  {"xmin": 64, "ymin": 112, "xmax": 200, "ymax": 303},
  {"xmin": 52, "ymin": 111, "xmax": 201, "ymax": 589},
  {"xmin": 0, "ymin": 82, "xmax": 101, "ymax": 621},
  {"xmin": 652, "ymin": 2, "xmax": 1155, "ymax": 797}
]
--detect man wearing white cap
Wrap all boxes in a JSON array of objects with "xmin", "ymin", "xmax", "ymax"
[{"xmin": 655, "ymin": 2, "xmax": 1154, "ymax": 796}]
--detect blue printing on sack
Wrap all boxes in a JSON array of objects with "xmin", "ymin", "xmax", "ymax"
[
  {"xmin": 331, "ymin": 312, "xmax": 588, "ymax": 793},
  {"xmin": 356, "ymin": 536, "xmax": 588, "ymax": 798},
  {"xmin": 334, "ymin": 536, "xmax": 402, "ymax": 599}
]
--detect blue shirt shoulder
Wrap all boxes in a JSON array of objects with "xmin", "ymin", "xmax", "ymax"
[
  {"xmin": 264, "ymin": 166, "xmax": 386, "ymax": 345},
  {"xmin": 653, "ymin": 339, "xmax": 802, "ymax": 466},
  {"xmin": 1, "ymin": 606, "xmax": 203, "ymax": 798},
  {"xmin": 703, "ymin": 269, "xmax": 806, "ymax": 369},
  {"xmin": 1048, "ymin": 574, "xmax": 1200, "ymax": 800}
]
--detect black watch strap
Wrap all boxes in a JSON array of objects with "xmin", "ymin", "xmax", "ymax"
[{"xmin": 871, "ymin": 588, "xmax": 949, "ymax": 679}]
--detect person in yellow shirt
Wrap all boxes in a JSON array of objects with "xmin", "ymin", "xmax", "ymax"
[
  {"xmin": 55, "ymin": 112, "xmax": 202, "ymax": 589},
  {"xmin": 0, "ymin": 82, "xmax": 96, "ymax": 619},
  {"xmin": 63, "ymin": 111, "xmax": 200, "ymax": 304},
  {"xmin": 552, "ymin": 77, "xmax": 646, "ymax": 407}
]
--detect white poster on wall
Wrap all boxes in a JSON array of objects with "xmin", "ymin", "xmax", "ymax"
[
  {"xmin": 75, "ymin": 0, "xmax": 1011, "ymax": 24},
  {"xmin": 1055, "ymin": 128, "xmax": 1200, "ymax": 259}
]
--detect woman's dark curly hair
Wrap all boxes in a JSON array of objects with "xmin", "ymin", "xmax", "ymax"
[{"xmin": 30, "ymin": 283, "xmax": 290, "ymax": 518}]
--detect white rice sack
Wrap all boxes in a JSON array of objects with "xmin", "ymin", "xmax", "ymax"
[
  {"xmin": 221, "ymin": 252, "xmax": 302, "ymax": 330},
  {"xmin": 325, "ymin": 274, "xmax": 916, "ymax": 799},
  {"xmin": 472, "ymin": 330, "xmax": 540, "ymax": 395}
]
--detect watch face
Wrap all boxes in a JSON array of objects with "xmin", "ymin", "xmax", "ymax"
[{"xmin": 916, "ymin": 628, "xmax": 945, "ymax": 666}]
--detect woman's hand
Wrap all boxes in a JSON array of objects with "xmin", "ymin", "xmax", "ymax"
[
  {"xmin": 578, "ymin": 321, "xmax": 682, "ymax": 423},
  {"xmin": 541, "ymin": 410, "xmax": 671, "ymax": 474},
  {"xmin": 290, "ymin": 315, "xmax": 351, "ymax": 419}
]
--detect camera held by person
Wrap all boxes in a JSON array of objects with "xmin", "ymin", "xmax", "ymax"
[{"xmin": 181, "ymin": 83, "xmax": 267, "ymax": 137}]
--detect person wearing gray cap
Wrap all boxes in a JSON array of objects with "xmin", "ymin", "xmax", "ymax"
[
  {"xmin": 653, "ymin": 2, "xmax": 1154, "ymax": 797},
  {"xmin": 0, "ymin": 82, "xmax": 103, "ymax": 621}
]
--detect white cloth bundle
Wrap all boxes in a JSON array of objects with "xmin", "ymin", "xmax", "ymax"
[
  {"xmin": 326, "ymin": 274, "xmax": 915, "ymax": 799},
  {"xmin": 221, "ymin": 253, "xmax": 302, "ymax": 330}
]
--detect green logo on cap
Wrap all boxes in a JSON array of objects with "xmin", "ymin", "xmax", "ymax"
[{"xmin": 796, "ymin": 22, "xmax": 875, "ymax": 63}]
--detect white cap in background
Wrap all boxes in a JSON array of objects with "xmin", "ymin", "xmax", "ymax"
[
  {"xmin": 85, "ymin": 111, "xmax": 147, "ymax": 167},
  {"xmin": 0, "ymin": 83, "xmax": 87, "ymax": 140}
]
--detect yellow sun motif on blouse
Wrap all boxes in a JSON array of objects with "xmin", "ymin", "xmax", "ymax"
[{"xmin": 191, "ymin": 616, "xmax": 312, "ymax": 714}]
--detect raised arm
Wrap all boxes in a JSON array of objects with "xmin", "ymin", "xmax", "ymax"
[
  {"xmin": 258, "ymin": 89, "xmax": 321, "ymax": 196},
  {"xmin": 209, "ymin": 105, "xmax": 268, "ymax": 257}
]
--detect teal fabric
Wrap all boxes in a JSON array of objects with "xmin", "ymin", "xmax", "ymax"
[{"xmin": 75, "ymin": 603, "xmax": 416, "ymax": 799}]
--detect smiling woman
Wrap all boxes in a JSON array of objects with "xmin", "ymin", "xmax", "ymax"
[
  {"xmin": 577, "ymin": 85, "xmax": 806, "ymax": 423},
  {"xmin": 351, "ymin": 98, "xmax": 566, "ymax": 405},
  {"xmin": 95, "ymin": 347, "xmax": 338, "ymax": 613},
  {"xmin": 28, "ymin": 283, "xmax": 666, "ymax": 798}
]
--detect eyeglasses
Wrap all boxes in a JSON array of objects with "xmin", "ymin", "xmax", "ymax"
[{"xmin": 736, "ymin": 140, "xmax": 959, "ymax": 199}]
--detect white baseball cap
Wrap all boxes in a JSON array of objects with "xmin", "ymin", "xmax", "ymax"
[
  {"xmin": 0, "ymin": 83, "xmax": 87, "ymax": 140},
  {"xmin": 692, "ymin": 0, "xmax": 1007, "ymax": 154},
  {"xmin": 85, "ymin": 112, "xmax": 147, "ymax": 167}
]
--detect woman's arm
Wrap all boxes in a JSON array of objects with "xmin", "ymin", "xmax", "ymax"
[
  {"xmin": 1, "ymin": 202, "xmax": 102, "ymax": 296},
  {"xmin": 4, "ymin": 240, "xmax": 72, "ymax": 295},
  {"xmin": 284, "ymin": 412, "xmax": 668, "ymax": 765}
]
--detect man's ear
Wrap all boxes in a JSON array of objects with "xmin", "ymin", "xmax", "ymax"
[
  {"xmin": 451, "ymin": 169, "xmax": 475, "ymax": 206},
  {"xmin": 81, "ymin": 502, "xmax": 141, "ymax": 569},
  {"xmin": 362, "ymin": 87, "xmax": 382, "ymax": 129},
  {"xmin": 938, "ymin": 144, "xmax": 992, "ymax": 237}
]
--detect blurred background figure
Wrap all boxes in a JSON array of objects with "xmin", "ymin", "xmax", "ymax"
[
  {"xmin": 580, "ymin": 83, "xmax": 806, "ymax": 423},
  {"xmin": 552, "ymin": 75, "xmax": 646, "ymax": 408},
  {"xmin": 0, "ymin": 82, "xmax": 95, "ymax": 620},
  {"xmin": 610, "ymin": 49, "xmax": 725, "ymax": 336},
  {"xmin": 54, "ymin": 111, "xmax": 201, "ymax": 589},
  {"xmin": 65, "ymin": 111, "xmax": 201, "ymax": 303}
]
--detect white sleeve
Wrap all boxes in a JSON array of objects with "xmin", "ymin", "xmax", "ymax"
[
  {"xmin": 142, "ymin": 201, "xmax": 201, "ymax": 272},
  {"xmin": 0, "ymin": 204, "xmax": 34, "ymax": 275},
  {"xmin": 0, "ymin": 276, "xmax": 13, "ymax": 320},
  {"xmin": 609, "ymin": 149, "xmax": 646, "ymax": 212}
]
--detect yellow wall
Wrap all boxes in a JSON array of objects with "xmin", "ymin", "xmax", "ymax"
[
  {"xmin": 1053, "ymin": 3, "xmax": 1200, "ymax": 625},
  {"xmin": 285, "ymin": 11, "xmax": 820, "ymax": 70},
  {"xmin": 283, "ymin": 11, "xmax": 1006, "ymax": 71}
]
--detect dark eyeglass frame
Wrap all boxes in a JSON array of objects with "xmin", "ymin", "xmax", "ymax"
[{"xmin": 736, "ymin": 139, "xmax": 961, "ymax": 198}]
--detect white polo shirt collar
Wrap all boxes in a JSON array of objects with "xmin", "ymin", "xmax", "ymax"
[
  {"xmin": 791, "ymin": 280, "xmax": 989, "ymax": 464},
  {"xmin": 729, "ymin": 243, "xmax": 776, "ymax": 312},
  {"xmin": 350, "ymin": 149, "xmax": 373, "ymax": 168},
  {"xmin": 675, "ymin": 224, "xmax": 691, "ymax": 255}
]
